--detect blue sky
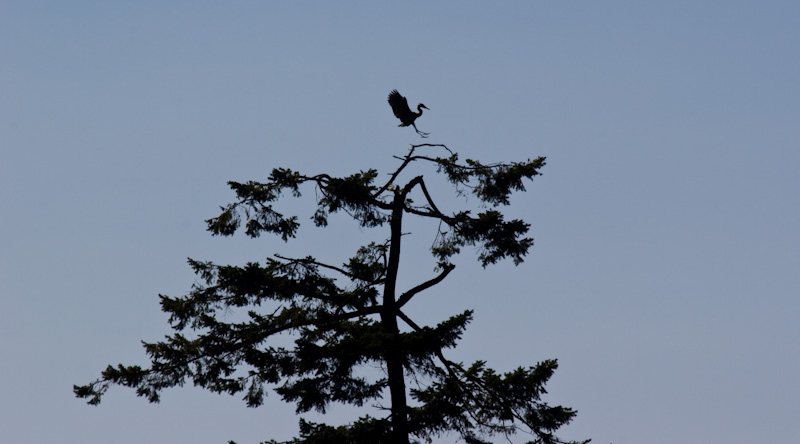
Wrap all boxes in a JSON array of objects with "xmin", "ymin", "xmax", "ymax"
[{"xmin": 2, "ymin": 2, "xmax": 799, "ymax": 443}]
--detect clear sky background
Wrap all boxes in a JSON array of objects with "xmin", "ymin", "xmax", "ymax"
[{"xmin": 2, "ymin": 2, "xmax": 799, "ymax": 444}]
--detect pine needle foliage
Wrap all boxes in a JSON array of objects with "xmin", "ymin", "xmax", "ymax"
[{"xmin": 75, "ymin": 144, "xmax": 587, "ymax": 444}]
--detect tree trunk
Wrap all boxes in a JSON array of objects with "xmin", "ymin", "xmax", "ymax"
[{"xmin": 382, "ymin": 189, "xmax": 409, "ymax": 444}]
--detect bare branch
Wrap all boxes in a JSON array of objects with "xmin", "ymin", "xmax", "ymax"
[
  {"xmin": 373, "ymin": 144, "xmax": 452, "ymax": 197},
  {"xmin": 374, "ymin": 147, "xmax": 418, "ymax": 197},
  {"xmin": 274, "ymin": 254, "xmax": 354, "ymax": 279},
  {"xmin": 416, "ymin": 177, "xmax": 446, "ymax": 217},
  {"xmin": 396, "ymin": 263, "xmax": 456, "ymax": 309},
  {"xmin": 411, "ymin": 143, "xmax": 453, "ymax": 155},
  {"xmin": 402, "ymin": 205, "xmax": 444, "ymax": 219}
]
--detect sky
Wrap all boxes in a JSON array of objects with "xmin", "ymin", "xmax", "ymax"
[{"xmin": 2, "ymin": 2, "xmax": 799, "ymax": 443}]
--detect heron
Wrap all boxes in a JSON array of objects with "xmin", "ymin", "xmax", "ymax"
[{"xmin": 388, "ymin": 89, "xmax": 429, "ymax": 138}]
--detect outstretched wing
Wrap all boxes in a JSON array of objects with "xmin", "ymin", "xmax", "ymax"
[{"xmin": 387, "ymin": 89, "xmax": 412, "ymax": 122}]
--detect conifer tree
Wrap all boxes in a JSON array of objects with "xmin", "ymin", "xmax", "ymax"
[{"xmin": 75, "ymin": 143, "xmax": 586, "ymax": 444}]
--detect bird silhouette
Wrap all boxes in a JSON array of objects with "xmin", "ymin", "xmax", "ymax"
[{"xmin": 388, "ymin": 89, "xmax": 429, "ymax": 138}]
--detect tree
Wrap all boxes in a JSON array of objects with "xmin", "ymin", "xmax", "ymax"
[{"xmin": 75, "ymin": 143, "xmax": 586, "ymax": 444}]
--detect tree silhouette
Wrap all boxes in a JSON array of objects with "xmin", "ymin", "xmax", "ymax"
[{"xmin": 75, "ymin": 143, "xmax": 586, "ymax": 444}]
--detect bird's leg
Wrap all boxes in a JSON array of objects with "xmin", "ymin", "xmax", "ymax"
[{"xmin": 412, "ymin": 123, "xmax": 430, "ymax": 138}]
